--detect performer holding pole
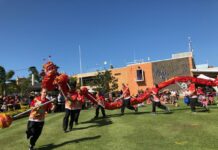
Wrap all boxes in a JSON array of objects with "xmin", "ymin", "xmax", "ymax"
[
  {"xmin": 187, "ymin": 81, "xmax": 208, "ymax": 113},
  {"xmin": 26, "ymin": 88, "xmax": 55, "ymax": 150},
  {"xmin": 121, "ymin": 83, "xmax": 138, "ymax": 115},
  {"xmin": 63, "ymin": 88, "xmax": 85, "ymax": 132},
  {"xmin": 94, "ymin": 91, "xmax": 106, "ymax": 119},
  {"xmin": 74, "ymin": 89, "xmax": 84, "ymax": 125},
  {"xmin": 150, "ymin": 84, "xmax": 170, "ymax": 114},
  {"xmin": 63, "ymin": 90, "xmax": 76, "ymax": 132}
]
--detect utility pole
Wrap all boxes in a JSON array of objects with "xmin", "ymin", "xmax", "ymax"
[{"xmin": 79, "ymin": 45, "xmax": 83, "ymax": 86}]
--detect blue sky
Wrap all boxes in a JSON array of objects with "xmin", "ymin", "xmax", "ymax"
[{"xmin": 0, "ymin": 0, "xmax": 218, "ymax": 77}]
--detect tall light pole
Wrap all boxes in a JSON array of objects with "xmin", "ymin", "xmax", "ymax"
[
  {"xmin": 31, "ymin": 74, "xmax": 35, "ymax": 86},
  {"xmin": 103, "ymin": 61, "xmax": 107, "ymax": 70},
  {"xmin": 188, "ymin": 37, "xmax": 193, "ymax": 52},
  {"xmin": 79, "ymin": 45, "xmax": 83, "ymax": 86}
]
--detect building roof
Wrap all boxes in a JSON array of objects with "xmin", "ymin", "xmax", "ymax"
[
  {"xmin": 191, "ymin": 67, "xmax": 218, "ymax": 78},
  {"xmin": 191, "ymin": 67, "xmax": 218, "ymax": 73}
]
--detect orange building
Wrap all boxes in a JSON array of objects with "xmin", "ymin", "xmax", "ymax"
[{"xmin": 74, "ymin": 52, "xmax": 195, "ymax": 95}]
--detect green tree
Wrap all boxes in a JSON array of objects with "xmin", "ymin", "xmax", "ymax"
[
  {"xmin": 17, "ymin": 78, "xmax": 31, "ymax": 97},
  {"xmin": 92, "ymin": 70, "xmax": 118, "ymax": 94},
  {"xmin": 6, "ymin": 80, "xmax": 19, "ymax": 95},
  {"xmin": 68, "ymin": 76, "xmax": 77, "ymax": 90},
  {"xmin": 0, "ymin": 66, "xmax": 15, "ymax": 96}
]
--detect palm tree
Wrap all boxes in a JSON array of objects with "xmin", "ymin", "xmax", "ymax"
[
  {"xmin": 69, "ymin": 76, "xmax": 77, "ymax": 90},
  {"xmin": 16, "ymin": 78, "xmax": 31, "ymax": 97},
  {"xmin": 0, "ymin": 66, "xmax": 15, "ymax": 96}
]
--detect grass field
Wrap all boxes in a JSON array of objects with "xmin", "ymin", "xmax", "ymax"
[{"xmin": 1, "ymin": 102, "xmax": 218, "ymax": 150}]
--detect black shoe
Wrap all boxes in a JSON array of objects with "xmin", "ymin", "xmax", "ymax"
[
  {"xmin": 151, "ymin": 112, "xmax": 156, "ymax": 115},
  {"xmin": 204, "ymin": 106, "xmax": 210, "ymax": 111},
  {"xmin": 29, "ymin": 145, "xmax": 34, "ymax": 150},
  {"xmin": 165, "ymin": 107, "xmax": 171, "ymax": 113},
  {"xmin": 64, "ymin": 129, "xmax": 67, "ymax": 133}
]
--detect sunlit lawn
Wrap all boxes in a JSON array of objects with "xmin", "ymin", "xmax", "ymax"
[{"xmin": 1, "ymin": 101, "xmax": 218, "ymax": 150}]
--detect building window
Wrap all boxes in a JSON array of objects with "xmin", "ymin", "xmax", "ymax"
[
  {"xmin": 136, "ymin": 69, "xmax": 144, "ymax": 82},
  {"xmin": 114, "ymin": 73, "xmax": 121, "ymax": 76}
]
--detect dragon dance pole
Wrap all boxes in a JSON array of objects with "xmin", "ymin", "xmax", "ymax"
[
  {"xmin": 0, "ymin": 85, "xmax": 66, "ymax": 129},
  {"xmin": 0, "ymin": 98, "xmax": 56, "ymax": 129},
  {"xmin": 13, "ymin": 98, "xmax": 56, "ymax": 119},
  {"xmin": 87, "ymin": 93, "xmax": 105, "ymax": 108},
  {"xmin": 58, "ymin": 85, "xmax": 68, "ymax": 100}
]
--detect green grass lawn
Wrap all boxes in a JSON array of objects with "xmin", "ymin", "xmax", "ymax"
[{"xmin": 1, "ymin": 102, "xmax": 218, "ymax": 150}]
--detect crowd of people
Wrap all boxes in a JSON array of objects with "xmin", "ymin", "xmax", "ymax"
[
  {"xmin": 0, "ymin": 95, "xmax": 30, "ymax": 112},
  {"xmin": 184, "ymin": 82, "xmax": 216, "ymax": 112}
]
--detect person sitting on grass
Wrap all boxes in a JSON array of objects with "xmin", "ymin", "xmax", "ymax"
[{"xmin": 1, "ymin": 102, "xmax": 7, "ymax": 112}]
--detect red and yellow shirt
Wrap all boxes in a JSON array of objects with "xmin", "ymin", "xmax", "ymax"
[
  {"xmin": 151, "ymin": 87, "xmax": 160, "ymax": 102},
  {"xmin": 65, "ymin": 92, "xmax": 84, "ymax": 110},
  {"xmin": 188, "ymin": 83, "xmax": 197, "ymax": 98},
  {"xmin": 29, "ymin": 96, "xmax": 52, "ymax": 122},
  {"xmin": 96, "ymin": 95, "xmax": 105, "ymax": 106}
]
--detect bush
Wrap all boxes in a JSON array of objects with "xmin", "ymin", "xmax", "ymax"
[{"xmin": 0, "ymin": 105, "xmax": 29, "ymax": 119}]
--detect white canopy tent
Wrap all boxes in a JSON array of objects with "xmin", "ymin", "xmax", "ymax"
[
  {"xmin": 197, "ymin": 74, "xmax": 215, "ymax": 81},
  {"xmin": 197, "ymin": 74, "xmax": 218, "ymax": 92}
]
